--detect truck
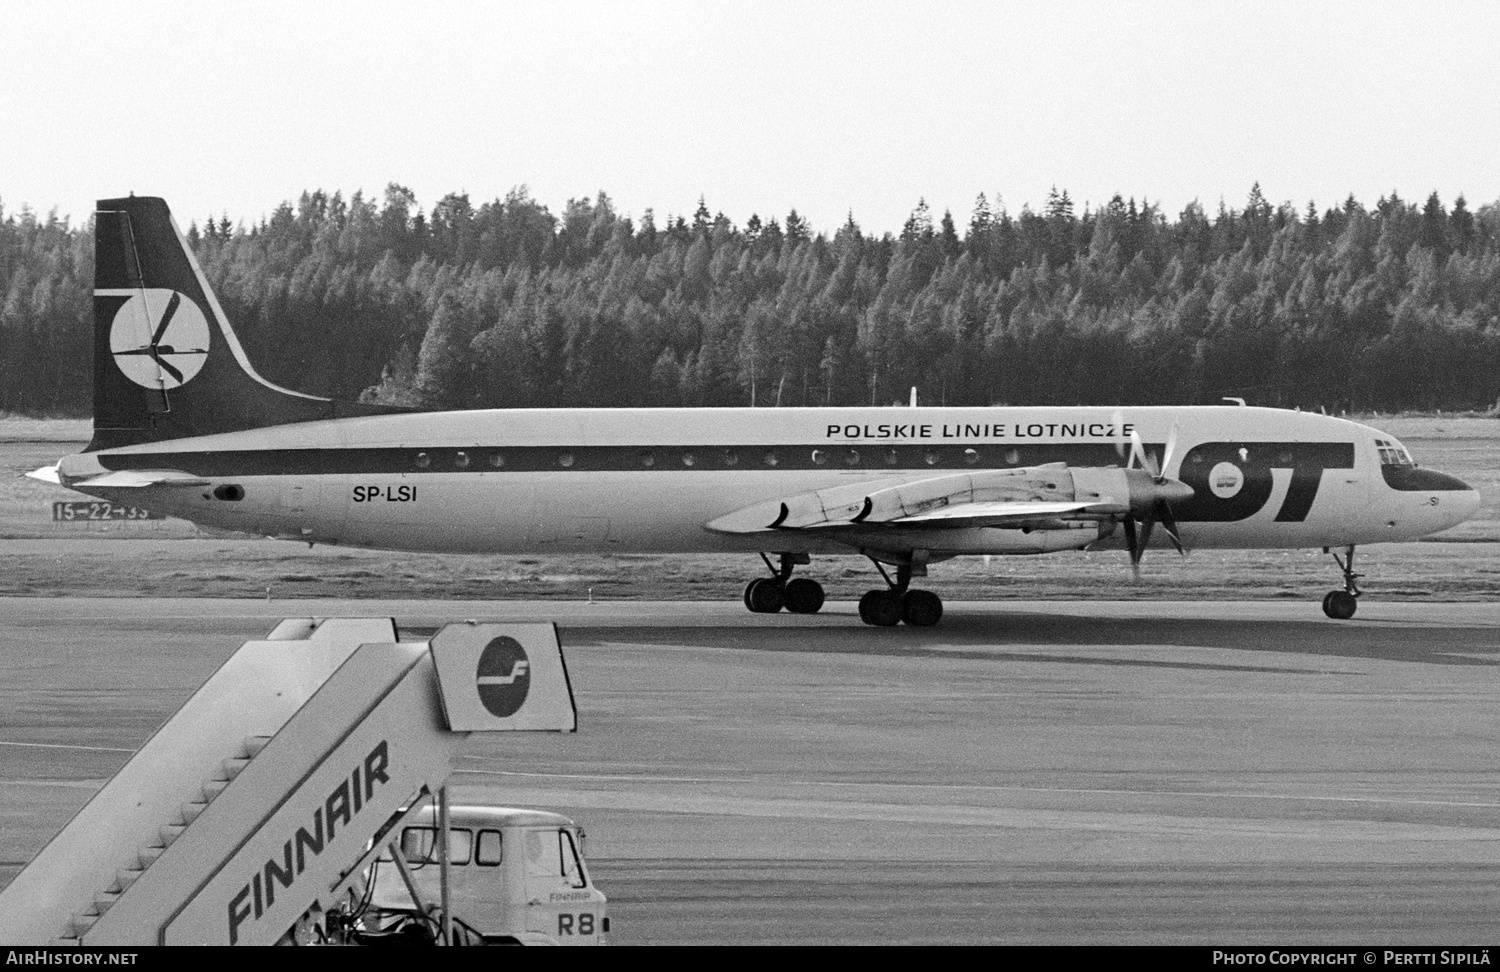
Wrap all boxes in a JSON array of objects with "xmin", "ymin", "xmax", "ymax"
[{"xmin": 315, "ymin": 804, "xmax": 610, "ymax": 946}]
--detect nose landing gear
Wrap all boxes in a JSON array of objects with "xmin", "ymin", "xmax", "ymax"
[
  {"xmin": 1322, "ymin": 545, "xmax": 1361, "ymax": 619},
  {"xmin": 858, "ymin": 561, "xmax": 944, "ymax": 628},
  {"xmin": 743, "ymin": 552, "xmax": 826, "ymax": 614}
]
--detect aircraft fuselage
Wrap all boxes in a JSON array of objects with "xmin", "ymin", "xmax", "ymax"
[{"xmin": 58, "ymin": 404, "xmax": 1477, "ymax": 557}]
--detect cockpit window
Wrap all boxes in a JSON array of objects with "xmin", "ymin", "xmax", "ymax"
[{"xmin": 1374, "ymin": 439, "xmax": 1416, "ymax": 468}]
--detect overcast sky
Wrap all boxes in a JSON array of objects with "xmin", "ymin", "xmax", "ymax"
[{"xmin": 4, "ymin": 0, "xmax": 1497, "ymax": 235}]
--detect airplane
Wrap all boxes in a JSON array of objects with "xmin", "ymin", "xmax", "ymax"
[{"xmin": 30, "ymin": 195, "xmax": 1482, "ymax": 626}]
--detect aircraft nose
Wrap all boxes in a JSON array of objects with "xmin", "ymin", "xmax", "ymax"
[
  {"xmin": 1414, "ymin": 468, "xmax": 1482, "ymax": 531},
  {"xmin": 1451, "ymin": 479, "xmax": 1483, "ymax": 525},
  {"xmin": 1413, "ymin": 468, "xmax": 1475, "ymax": 493}
]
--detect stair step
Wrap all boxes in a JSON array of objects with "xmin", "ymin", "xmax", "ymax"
[
  {"xmin": 114, "ymin": 867, "xmax": 144, "ymax": 892},
  {"xmin": 181, "ymin": 800, "xmax": 208, "ymax": 824},
  {"xmin": 243, "ymin": 735, "xmax": 272, "ymax": 757},
  {"xmin": 139, "ymin": 845, "xmax": 165, "ymax": 867},
  {"xmin": 222, "ymin": 755, "xmax": 252, "ymax": 779},
  {"xmin": 202, "ymin": 779, "xmax": 229, "ymax": 800},
  {"xmin": 93, "ymin": 889, "xmax": 120, "ymax": 914},
  {"xmin": 160, "ymin": 823, "xmax": 186, "ymax": 844}
]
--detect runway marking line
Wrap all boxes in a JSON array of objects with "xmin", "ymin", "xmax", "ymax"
[
  {"xmin": 0, "ymin": 740, "xmax": 134, "ymax": 753},
  {"xmin": 455, "ymin": 766, "xmax": 1500, "ymax": 810}
]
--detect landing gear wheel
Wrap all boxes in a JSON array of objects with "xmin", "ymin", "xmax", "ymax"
[
  {"xmin": 783, "ymin": 577, "xmax": 825, "ymax": 614},
  {"xmin": 745, "ymin": 577, "xmax": 786, "ymax": 613},
  {"xmin": 1323, "ymin": 590, "xmax": 1357, "ymax": 620},
  {"xmin": 901, "ymin": 590, "xmax": 943, "ymax": 627},
  {"xmin": 858, "ymin": 589, "xmax": 903, "ymax": 627}
]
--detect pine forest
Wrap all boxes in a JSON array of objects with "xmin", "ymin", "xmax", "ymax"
[{"xmin": 3, "ymin": 184, "xmax": 1499, "ymax": 418}]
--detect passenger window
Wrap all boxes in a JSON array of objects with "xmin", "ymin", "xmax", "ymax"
[{"xmin": 476, "ymin": 829, "xmax": 502, "ymax": 866}]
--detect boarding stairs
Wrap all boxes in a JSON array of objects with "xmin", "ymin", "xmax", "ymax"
[{"xmin": 0, "ymin": 617, "xmax": 575, "ymax": 946}]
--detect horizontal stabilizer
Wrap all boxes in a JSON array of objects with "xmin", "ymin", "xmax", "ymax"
[
  {"xmin": 73, "ymin": 469, "xmax": 209, "ymax": 488},
  {"xmin": 25, "ymin": 465, "xmax": 62, "ymax": 485}
]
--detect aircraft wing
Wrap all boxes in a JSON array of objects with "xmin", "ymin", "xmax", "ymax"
[{"xmin": 706, "ymin": 466, "xmax": 1129, "ymax": 535}]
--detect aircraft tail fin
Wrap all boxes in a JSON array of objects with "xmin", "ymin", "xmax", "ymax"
[{"xmin": 89, "ymin": 195, "xmax": 404, "ymax": 450}]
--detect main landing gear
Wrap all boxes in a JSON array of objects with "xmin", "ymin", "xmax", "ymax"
[
  {"xmin": 1322, "ymin": 544, "xmax": 1361, "ymax": 620},
  {"xmin": 858, "ymin": 561, "xmax": 943, "ymax": 628},
  {"xmin": 743, "ymin": 552, "xmax": 826, "ymax": 614}
]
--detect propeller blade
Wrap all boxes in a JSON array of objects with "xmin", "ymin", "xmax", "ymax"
[
  {"xmin": 1157, "ymin": 501, "xmax": 1186, "ymax": 554},
  {"xmin": 1122, "ymin": 515, "xmax": 1139, "ymax": 561},
  {"xmin": 1128, "ymin": 432, "xmax": 1158, "ymax": 477},
  {"xmin": 1158, "ymin": 420, "xmax": 1181, "ymax": 483},
  {"xmin": 1136, "ymin": 516, "xmax": 1157, "ymax": 562},
  {"xmin": 1112, "ymin": 409, "xmax": 1129, "ymax": 462}
]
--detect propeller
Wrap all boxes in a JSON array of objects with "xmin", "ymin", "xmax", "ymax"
[{"xmin": 1113, "ymin": 414, "xmax": 1194, "ymax": 577}]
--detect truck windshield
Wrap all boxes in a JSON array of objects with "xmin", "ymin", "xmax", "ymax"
[
  {"xmin": 524, "ymin": 828, "xmax": 588, "ymax": 888},
  {"xmin": 561, "ymin": 830, "xmax": 586, "ymax": 888}
]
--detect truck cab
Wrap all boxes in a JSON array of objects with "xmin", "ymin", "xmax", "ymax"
[{"xmin": 362, "ymin": 805, "xmax": 608, "ymax": 945}]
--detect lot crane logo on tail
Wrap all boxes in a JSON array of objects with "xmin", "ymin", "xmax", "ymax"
[
  {"xmin": 107, "ymin": 288, "xmax": 210, "ymax": 390},
  {"xmin": 476, "ymin": 637, "xmax": 531, "ymax": 717}
]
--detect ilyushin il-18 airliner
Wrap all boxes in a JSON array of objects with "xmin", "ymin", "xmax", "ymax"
[{"xmin": 31, "ymin": 196, "xmax": 1482, "ymax": 626}]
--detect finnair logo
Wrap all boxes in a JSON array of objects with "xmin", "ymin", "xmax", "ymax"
[
  {"xmin": 478, "ymin": 661, "xmax": 529, "ymax": 686},
  {"xmin": 476, "ymin": 636, "xmax": 531, "ymax": 717},
  {"xmin": 108, "ymin": 288, "xmax": 210, "ymax": 389}
]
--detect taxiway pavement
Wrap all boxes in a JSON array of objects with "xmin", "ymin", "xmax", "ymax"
[{"xmin": 2, "ymin": 597, "xmax": 1499, "ymax": 944}]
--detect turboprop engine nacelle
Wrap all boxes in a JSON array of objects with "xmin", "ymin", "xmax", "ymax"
[{"xmin": 1121, "ymin": 467, "xmax": 1196, "ymax": 513}]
